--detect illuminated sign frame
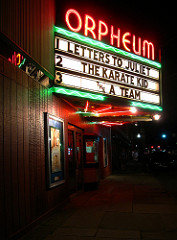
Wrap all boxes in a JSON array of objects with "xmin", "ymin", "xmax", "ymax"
[{"xmin": 54, "ymin": 31, "xmax": 162, "ymax": 106}]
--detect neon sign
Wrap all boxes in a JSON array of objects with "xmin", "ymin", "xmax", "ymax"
[
  {"xmin": 65, "ymin": 9, "xmax": 156, "ymax": 61},
  {"xmin": 8, "ymin": 52, "xmax": 24, "ymax": 66},
  {"xmin": 8, "ymin": 51, "xmax": 44, "ymax": 80}
]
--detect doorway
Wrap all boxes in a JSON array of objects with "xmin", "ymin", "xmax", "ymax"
[{"xmin": 68, "ymin": 124, "xmax": 83, "ymax": 193}]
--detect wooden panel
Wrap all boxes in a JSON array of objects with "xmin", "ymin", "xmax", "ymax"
[
  {"xmin": 3, "ymin": 75, "xmax": 13, "ymax": 236},
  {"xmin": 22, "ymin": 73, "xmax": 31, "ymax": 224},
  {"xmin": 10, "ymin": 72, "xmax": 20, "ymax": 233},
  {"xmin": 0, "ymin": 56, "xmax": 4, "ymax": 74},
  {"xmin": 36, "ymin": 82, "xmax": 43, "ymax": 215},
  {"xmin": 0, "ymin": 0, "xmax": 55, "ymax": 75},
  {"xmin": 0, "ymin": 56, "xmax": 89, "ymax": 238},
  {"xmin": 0, "ymin": 74, "xmax": 6, "ymax": 238},
  {"xmin": 28, "ymin": 77, "xmax": 37, "ymax": 220},
  {"xmin": 17, "ymin": 69, "xmax": 26, "ymax": 228},
  {"xmin": 40, "ymin": 85, "xmax": 47, "ymax": 212}
]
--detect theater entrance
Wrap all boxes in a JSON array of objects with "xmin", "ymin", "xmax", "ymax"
[{"xmin": 68, "ymin": 124, "xmax": 83, "ymax": 193}]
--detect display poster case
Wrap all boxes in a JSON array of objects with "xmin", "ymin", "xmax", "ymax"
[{"xmin": 44, "ymin": 113, "xmax": 65, "ymax": 188}]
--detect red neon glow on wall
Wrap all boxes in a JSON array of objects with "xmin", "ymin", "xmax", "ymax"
[
  {"xmin": 65, "ymin": 8, "xmax": 156, "ymax": 60},
  {"xmin": 65, "ymin": 9, "xmax": 82, "ymax": 32}
]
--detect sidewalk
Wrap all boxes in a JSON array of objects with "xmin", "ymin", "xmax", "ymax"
[{"xmin": 19, "ymin": 174, "xmax": 177, "ymax": 240}]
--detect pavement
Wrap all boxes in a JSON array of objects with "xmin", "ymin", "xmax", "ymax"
[{"xmin": 19, "ymin": 173, "xmax": 177, "ymax": 240}]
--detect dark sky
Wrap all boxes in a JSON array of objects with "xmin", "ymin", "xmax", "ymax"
[{"xmin": 55, "ymin": 0, "xmax": 177, "ymax": 133}]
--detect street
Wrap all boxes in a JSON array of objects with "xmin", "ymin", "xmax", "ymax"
[
  {"xmin": 151, "ymin": 170, "xmax": 177, "ymax": 200},
  {"xmin": 19, "ymin": 170, "xmax": 177, "ymax": 240}
]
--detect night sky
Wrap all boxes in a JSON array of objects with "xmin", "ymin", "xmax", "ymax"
[{"xmin": 55, "ymin": 0, "xmax": 177, "ymax": 137}]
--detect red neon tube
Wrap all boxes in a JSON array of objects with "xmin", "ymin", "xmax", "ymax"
[
  {"xmin": 84, "ymin": 14, "xmax": 96, "ymax": 39},
  {"xmin": 98, "ymin": 20, "xmax": 108, "ymax": 41},
  {"xmin": 65, "ymin": 9, "xmax": 82, "ymax": 32}
]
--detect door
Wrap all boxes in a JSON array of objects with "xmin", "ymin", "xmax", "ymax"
[
  {"xmin": 83, "ymin": 135, "xmax": 100, "ymax": 184},
  {"xmin": 76, "ymin": 132, "xmax": 83, "ymax": 190},
  {"xmin": 68, "ymin": 130, "xmax": 76, "ymax": 192},
  {"xmin": 68, "ymin": 125, "xmax": 83, "ymax": 192}
]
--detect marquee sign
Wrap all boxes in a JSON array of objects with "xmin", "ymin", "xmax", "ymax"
[
  {"xmin": 65, "ymin": 9, "xmax": 156, "ymax": 61},
  {"xmin": 54, "ymin": 35, "xmax": 161, "ymax": 105}
]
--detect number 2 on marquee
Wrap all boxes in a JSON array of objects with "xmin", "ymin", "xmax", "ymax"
[{"xmin": 56, "ymin": 55, "xmax": 63, "ymax": 67}]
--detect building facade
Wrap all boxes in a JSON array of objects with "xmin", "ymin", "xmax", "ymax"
[{"xmin": 0, "ymin": 0, "xmax": 162, "ymax": 238}]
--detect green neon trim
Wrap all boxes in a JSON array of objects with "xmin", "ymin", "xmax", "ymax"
[
  {"xmin": 131, "ymin": 101, "xmax": 163, "ymax": 111},
  {"xmin": 51, "ymin": 86, "xmax": 105, "ymax": 101},
  {"xmin": 18, "ymin": 58, "xmax": 26, "ymax": 68},
  {"xmin": 54, "ymin": 26, "xmax": 161, "ymax": 69},
  {"xmin": 76, "ymin": 111, "xmax": 99, "ymax": 116}
]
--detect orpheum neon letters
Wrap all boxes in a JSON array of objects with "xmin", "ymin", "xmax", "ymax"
[
  {"xmin": 122, "ymin": 32, "xmax": 131, "ymax": 52},
  {"xmin": 65, "ymin": 9, "xmax": 155, "ymax": 60},
  {"xmin": 84, "ymin": 15, "xmax": 96, "ymax": 39},
  {"xmin": 65, "ymin": 9, "xmax": 82, "ymax": 32},
  {"xmin": 98, "ymin": 21, "xmax": 108, "ymax": 41}
]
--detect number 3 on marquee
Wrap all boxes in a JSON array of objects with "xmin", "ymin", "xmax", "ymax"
[{"xmin": 55, "ymin": 71, "xmax": 62, "ymax": 84}]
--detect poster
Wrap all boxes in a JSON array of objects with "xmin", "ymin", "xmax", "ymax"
[
  {"xmin": 44, "ymin": 113, "xmax": 65, "ymax": 188},
  {"xmin": 50, "ymin": 127, "xmax": 61, "ymax": 172}
]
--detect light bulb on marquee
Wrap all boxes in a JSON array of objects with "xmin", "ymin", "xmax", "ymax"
[
  {"xmin": 130, "ymin": 107, "xmax": 137, "ymax": 113},
  {"xmin": 153, "ymin": 114, "xmax": 160, "ymax": 120}
]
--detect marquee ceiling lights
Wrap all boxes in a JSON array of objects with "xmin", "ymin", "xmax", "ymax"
[
  {"xmin": 93, "ymin": 105, "xmax": 112, "ymax": 113},
  {"xmin": 96, "ymin": 110, "xmax": 139, "ymax": 117},
  {"xmin": 92, "ymin": 121, "xmax": 125, "ymax": 127},
  {"xmin": 85, "ymin": 115, "xmax": 153, "ymax": 122},
  {"xmin": 76, "ymin": 107, "xmax": 142, "ymax": 118},
  {"xmin": 54, "ymin": 26, "xmax": 161, "ymax": 69},
  {"xmin": 70, "ymin": 100, "xmax": 157, "ymax": 125},
  {"xmin": 153, "ymin": 114, "xmax": 161, "ymax": 120},
  {"xmin": 76, "ymin": 111, "xmax": 99, "ymax": 116},
  {"xmin": 130, "ymin": 107, "xmax": 137, "ymax": 113}
]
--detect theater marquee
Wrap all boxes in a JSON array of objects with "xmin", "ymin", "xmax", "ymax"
[
  {"xmin": 54, "ymin": 8, "xmax": 161, "ymax": 105},
  {"xmin": 54, "ymin": 35, "xmax": 161, "ymax": 105}
]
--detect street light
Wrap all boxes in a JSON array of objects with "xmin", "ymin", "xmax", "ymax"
[
  {"xmin": 161, "ymin": 134, "xmax": 167, "ymax": 139},
  {"xmin": 137, "ymin": 133, "xmax": 141, "ymax": 138}
]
